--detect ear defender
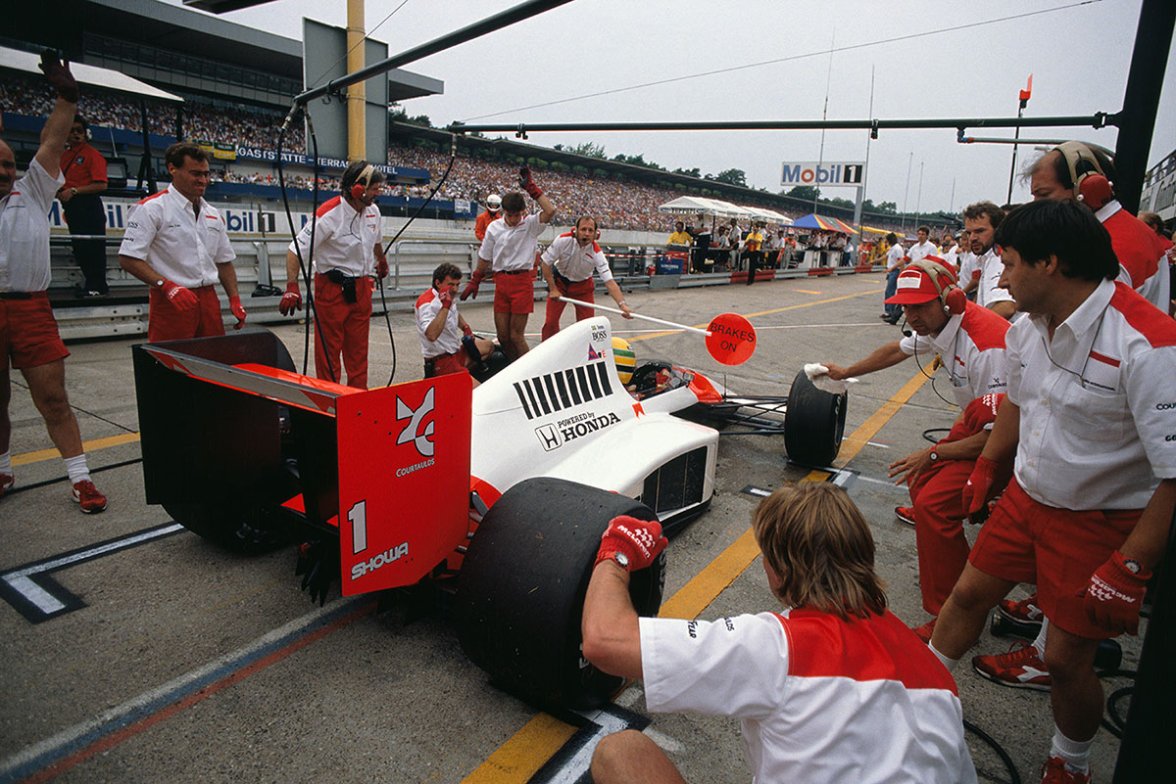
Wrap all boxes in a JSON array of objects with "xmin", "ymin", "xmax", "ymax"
[
  {"xmin": 349, "ymin": 162, "xmax": 375, "ymax": 200},
  {"xmin": 911, "ymin": 258, "xmax": 966, "ymax": 316},
  {"xmin": 1056, "ymin": 142, "xmax": 1113, "ymax": 211}
]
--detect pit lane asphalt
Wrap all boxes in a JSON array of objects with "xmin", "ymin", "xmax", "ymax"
[{"xmin": 0, "ymin": 272, "xmax": 1138, "ymax": 783}]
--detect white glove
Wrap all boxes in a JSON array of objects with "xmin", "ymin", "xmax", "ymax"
[{"xmin": 804, "ymin": 363, "xmax": 858, "ymax": 395}]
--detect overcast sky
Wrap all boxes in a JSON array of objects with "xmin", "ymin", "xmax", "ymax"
[{"xmin": 175, "ymin": 0, "xmax": 1175, "ymax": 214}]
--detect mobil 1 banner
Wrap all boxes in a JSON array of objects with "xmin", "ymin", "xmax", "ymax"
[{"xmin": 781, "ymin": 161, "xmax": 866, "ymax": 188}]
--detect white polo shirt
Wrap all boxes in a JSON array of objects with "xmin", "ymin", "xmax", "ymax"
[
  {"xmin": 973, "ymin": 247, "xmax": 1015, "ymax": 311},
  {"xmin": 957, "ymin": 251, "xmax": 979, "ymax": 287},
  {"xmin": 899, "ymin": 301, "xmax": 1011, "ymax": 409},
  {"xmin": 414, "ymin": 287, "xmax": 461, "ymax": 360},
  {"xmin": 288, "ymin": 195, "xmax": 381, "ymax": 277},
  {"xmin": 478, "ymin": 213, "xmax": 545, "ymax": 272},
  {"xmin": 907, "ymin": 240, "xmax": 938, "ymax": 264},
  {"xmin": 0, "ymin": 159, "xmax": 61, "ymax": 292},
  {"xmin": 886, "ymin": 243, "xmax": 906, "ymax": 271},
  {"xmin": 541, "ymin": 233, "xmax": 614, "ymax": 283},
  {"xmin": 640, "ymin": 609, "xmax": 976, "ymax": 784},
  {"xmin": 119, "ymin": 184, "xmax": 235, "ymax": 288},
  {"xmin": 1007, "ymin": 279, "xmax": 1176, "ymax": 510}
]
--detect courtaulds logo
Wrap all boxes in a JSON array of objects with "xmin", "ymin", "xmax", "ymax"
[
  {"xmin": 535, "ymin": 424, "xmax": 562, "ymax": 452},
  {"xmin": 396, "ymin": 388, "xmax": 435, "ymax": 457}
]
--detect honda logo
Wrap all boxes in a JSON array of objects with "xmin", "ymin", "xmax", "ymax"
[{"xmin": 535, "ymin": 424, "xmax": 562, "ymax": 452}]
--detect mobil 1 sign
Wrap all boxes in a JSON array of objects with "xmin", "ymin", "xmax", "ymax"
[{"xmin": 781, "ymin": 161, "xmax": 866, "ymax": 188}]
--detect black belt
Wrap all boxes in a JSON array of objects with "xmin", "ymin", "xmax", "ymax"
[
  {"xmin": 0, "ymin": 292, "xmax": 34, "ymax": 300},
  {"xmin": 498, "ymin": 268, "xmax": 532, "ymax": 275}
]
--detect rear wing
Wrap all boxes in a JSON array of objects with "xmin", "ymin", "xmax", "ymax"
[{"xmin": 132, "ymin": 330, "xmax": 472, "ymax": 595}]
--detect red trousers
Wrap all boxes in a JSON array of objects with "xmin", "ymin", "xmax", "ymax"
[
  {"xmin": 313, "ymin": 272, "xmax": 373, "ymax": 389},
  {"xmin": 910, "ymin": 458, "xmax": 976, "ymax": 616},
  {"xmin": 541, "ymin": 277, "xmax": 595, "ymax": 341},
  {"xmin": 148, "ymin": 285, "xmax": 225, "ymax": 343}
]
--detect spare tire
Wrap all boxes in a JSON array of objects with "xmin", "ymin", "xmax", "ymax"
[
  {"xmin": 783, "ymin": 368, "xmax": 847, "ymax": 468},
  {"xmin": 455, "ymin": 477, "xmax": 664, "ymax": 710}
]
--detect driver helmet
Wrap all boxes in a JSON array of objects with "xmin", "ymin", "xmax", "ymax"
[
  {"xmin": 486, "ymin": 194, "xmax": 502, "ymax": 212},
  {"xmin": 612, "ymin": 337, "xmax": 636, "ymax": 385}
]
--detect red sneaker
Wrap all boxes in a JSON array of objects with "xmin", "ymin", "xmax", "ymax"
[
  {"xmin": 0, "ymin": 473, "xmax": 13, "ymax": 498},
  {"xmin": 72, "ymin": 480, "xmax": 108, "ymax": 514},
  {"xmin": 973, "ymin": 643, "xmax": 1051, "ymax": 691},
  {"xmin": 1039, "ymin": 756, "xmax": 1091, "ymax": 783},
  {"xmin": 894, "ymin": 506, "xmax": 916, "ymax": 526},
  {"xmin": 998, "ymin": 594, "xmax": 1043, "ymax": 624},
  {"xmin": 911, "ymin": 618, "xmax": 936, "ymax": 644}
]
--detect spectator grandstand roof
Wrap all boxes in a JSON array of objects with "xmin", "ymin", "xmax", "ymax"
[{"xmin": 0, "ymin": 46, "xmax": 182, "ymax": 102}]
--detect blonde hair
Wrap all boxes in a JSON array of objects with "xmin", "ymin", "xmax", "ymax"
[{"xmin": 752, "ymin": 483, "xmax": 887, "ymax": 620}]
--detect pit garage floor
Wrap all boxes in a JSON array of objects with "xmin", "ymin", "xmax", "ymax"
[{"xmin": 0, "ymin": 272, "xmax": 1139, "ymax": 783}]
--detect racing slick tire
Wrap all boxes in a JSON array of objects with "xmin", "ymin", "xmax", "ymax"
[
  {"xmin": 783, "ymin": 369, "xmax": 847, "ymax": 468},
  {"xmin": 163, "ymin": 501, "xmax": 289, "ymax": 555},
  {"xmin": 455, "ymin": 477, "xmax": 664, "ymax": 710}
]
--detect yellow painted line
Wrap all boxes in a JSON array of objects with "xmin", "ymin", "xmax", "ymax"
[
  {"xmin": 793, "ymin": 288, "xmax": 822, "ymax": 295},
  {"xmin": 464, "ymin": 367, "xmax": 931, "ymax": 782},
  {"xmin": 13, "ymin": 432, "xmax": 141, "ymax": 466}
]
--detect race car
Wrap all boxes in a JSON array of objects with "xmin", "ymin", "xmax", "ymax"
[{"xmin": 131, "ymin": 316, "xmax": 846, "ymax": 709}]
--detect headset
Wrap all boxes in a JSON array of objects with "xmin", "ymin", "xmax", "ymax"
[
  {"xmin": 1055, "ymin": 141, "xmax": 1114, "ymax": 211},
  {"xmin": 905, "ymin": 257, "xmax": 967, "ymax": 316},
  {"xmin": 345, "ymin": 161, "xmax": 376, "ymax": 201}
]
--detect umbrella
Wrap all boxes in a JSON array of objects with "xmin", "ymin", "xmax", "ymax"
[{"xmin": 791, "ymin": 214, "xmax": 858, "ymax": 234}]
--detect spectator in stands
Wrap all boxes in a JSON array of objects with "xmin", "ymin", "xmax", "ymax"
[
  {"xmin": 119, "ymin": 143, "xmax": 246, "ymax": 342},
  {"xmin": 0, "ymin": 53, "xmax": 107, "ymax": 513},
  {"xmin": 57, "ymin": 114, "xmax": 109, "ymax": 297}
]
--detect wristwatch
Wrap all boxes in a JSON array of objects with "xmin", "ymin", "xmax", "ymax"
[
  {"xmin": 612, "ymin": 552, "xmax": 630, "ymax": 569},
  {"xmin": 1122, "ymin": 557, "xmax": 1143, "ymax": 575},
  {"xmin": 928, "ymin": 448, "xmax": 940, "ymax": 463}
]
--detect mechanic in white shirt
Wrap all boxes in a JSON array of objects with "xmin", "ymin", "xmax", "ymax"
[
  {"xmin": 882, "ymin": 232, "xmax": 906, "ymax": 322},
  {"xmin": 462, "ymin": 168, "xmax": 555, "ymax": 361},
  {"xmin": 823, "ymin": 258, "xmax": 1010, "ymax": 634},
  {"xmin": 279, "ymin": 161, "xmax": 389, "ymax": 388},
  {"xmin": 539, "ymin": 216, "xmax": 632, "ymax": 341},
  {"xmin": 962, "ymin": 201, "xmax": 1017, "ymax": 320},
  {"xmin": 907, "ymin": 225, "xmax": 938, "ymax": 264},
  {"xmin": 929, "ymin": 199, "xmax": 1176, "ymax": 784},
  {"xmin": 415, "ymin": 262, "xmax": 493, "ymax": 384},
  {"xmin": 119, "ymin": 142, "xmax": 244, "ymax": 342},
  {"xmin": 0, "ymin": 52, "xmax": 106, "ymax": 513},
  {"xmin": 583, "ymin": 483, "xmax": 975, "ymax": 784}
]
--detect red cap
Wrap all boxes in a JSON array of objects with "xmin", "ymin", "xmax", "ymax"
[{"xmin": 885, "ymin": 257, "xmax": 958, "ymax": 306}]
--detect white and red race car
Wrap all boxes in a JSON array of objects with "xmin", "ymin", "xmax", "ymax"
[{"xmin": 132, "ymin": 316, "xmax": 846, "ymax": 708}]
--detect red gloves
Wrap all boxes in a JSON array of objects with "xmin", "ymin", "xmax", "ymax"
[
  {"xmin": 1082, "ymin": 551, "xmax": 1151, "ymax": 635},
  {"xmin": 278, "ymin": 281, "xmax": 302, "ymax": 316},
  {"xmin": 461, "ymin": 323, "xmax": 473, "ymax": 338},
  {"xmin": 376, "ymin": 256, "xmax": 389, "ymax": 279},
  {"xmin": 229, "ymin": 295, "xmax": 246, "ymax": 330},
  {"xmin": 595, "ymin": 515, "xmax": 667, "ymax": 572},
  {"xmin": 519, "ymin": 166, "xmax": 543, "ymax": 200},
  {"xmin": 460, "ymin": 268, "xmax": 485, "ymax": 301},
  {"xmin": 961, "ymin": 455, "xmax": 1000, "ymax": 517},
  {"xmin": 437, "ymin": 286, "xmax": 454, "ymax": 310},
  {"xmin": 39, "ymin": 50, "xmax": 78, "ymax": 103},
  {"xmin": 160, "ymin": 280, "xmax": 197, "ymax": 312}
]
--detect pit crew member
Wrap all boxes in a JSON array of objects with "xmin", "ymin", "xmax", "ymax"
[
  {"xmin": 583, "ymin": 482, "xmax": 976, "ymax": 784},
  {"xmin": 474, "ymin": 193, "xmax": 502, "ymax": 242},
  {"xmin": 539, "ymin": 216, "xmax": 632, "ymax": 340},
  {"xmin": 416, "ymin": 263, "xmax": 493, "ymax": 383},
  {"xmin": 928, "ymin": 199, "xmax": 1176, "ymax": 784},
  {"xmin": 57, "ymin": 114, "xmax": 108, "ymax": 297},
  {"xmin": 118, "ymin": 142, "xmax": 245, "ymax": 342},
  {"xmin": 823, "ymin": 258, "xmax": 1010, "ymax": 639},
  {"xmin": 279, "ymin": 160, "xmax": 389, "ymax": 389},
  {"xmin": 882, "ymin": 232, "xmax": 906, "ymax": 323},
  {"xmin": 962, "ymin": 201, "xmax": 1016, "ymax": 320},
  {"xmin": 0, "ymin": 52, "xmax": 106, "ymax": 512},
  {"xmin": 461, "ymin": 168, "xmax": 555, "ymax": 361}
]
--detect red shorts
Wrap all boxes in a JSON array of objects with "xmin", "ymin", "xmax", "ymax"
[
  {"xmin": 427, "ymin": 351, "xmax": 470, "ymax": 377},
  {"xmin": 493, "ymin": 269, "xmax": 536, "ymax": 314},
  {"xmin": 0, "ymin": 293, "xmax": 70, "ymax": 370},
  {"xmin": 148, "ymin": 285, "xmax": 226, "ymax": 343},
  {"xmin": 969, "ymin": 479, "xmax": 1140, "ymax": 639}
]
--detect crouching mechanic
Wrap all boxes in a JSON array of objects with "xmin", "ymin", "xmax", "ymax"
[
  {"xmin": 822, "ymin": 258, "xmax": 1010, "ymax": 637},
  {"xmin": 118, "ymin": 142, "xmax": 246, "ymax": 341},
  {"xmin": 539, "ymin": 216, "xmax": 632, "ymax": 340},
  {"xmin": 928, "ymin": 199, "xmax": 1176, "ymax": 784},
  {"xmin": 583, "ymin": 482, "xmax": 975, "ymax": 783},
  {"xmin": 280, "ymin": 161, "xmax": 388, "ymax": 388},
  {"xmin": 416, "ymin": 263, "xmax": 494, "ymax": 384},
  {"xmin": 461, "ymin": 167, "xmax": 555, "ymax": 361}
]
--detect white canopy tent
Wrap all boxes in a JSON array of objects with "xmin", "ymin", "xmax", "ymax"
[
  {"xmin": 658, "ymin": 196, "xmax": 792, "ymax": 225},
  {"xmin": 0, "ymin": 46, "xmax": 184, "ymax": 102}
]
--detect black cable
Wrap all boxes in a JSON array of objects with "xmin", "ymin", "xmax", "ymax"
[
  {"xmin": 963, "ymin": 718, "xmax": 1022, "ymax": 784},
  {"xmin": 922, "ymin": 427, "xmax": 951, "ymax": 444}
]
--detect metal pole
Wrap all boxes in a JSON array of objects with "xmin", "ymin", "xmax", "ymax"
[
  {"xmin": 1005, "ymin": 101, "xmax": 1025, "ymax": 205},
  {"xmin": 346, "ymin": 0, "xmax": 366, "ymax": 160},
  {"xmin": 915, "ymin": 161, "xmax": 923, "ymax": 228},
  {"xmin": 902, "ymin": 151, "xmax": 912, "ymax": 231}
]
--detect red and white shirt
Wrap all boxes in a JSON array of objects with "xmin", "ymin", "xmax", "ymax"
[
  {"xmin": 288, "ymin": 196, "xmax": 381, "ymax": 277},
  {"xmin": 414, "ymin": 287, "xmax": 461, "ymax": 359},
  {"xmin": 640, "ymin": 609, "xmax": 975, "ymax": 784},
  {"xmin": 1097, "ymin": 200, "xmax": 1172, "ymax": 312},
  {"xmin": 1007, "ymin": 279, "xmax": 1176, "ymax": 510},
  {"xmin": 973, "ymin": 247, "xmax": 1015, "ymax": 311},
  {"xmin": 119, "ymin": 184, "xmax": 235, "ymax": 288},
  {"xmin": 478, "ymin": 213, "xmax": 545, "ymax": 272},
  {"xmin": 0, "ymin": 159, "xmax": 61, "ymax": 292},
  {"xmin": 540, "ymin": 233, "xmax": 614, "ymax": 283},
  {"xmin": 899, "ymin": 301, "xmax": 1010, "ymax": 409}
]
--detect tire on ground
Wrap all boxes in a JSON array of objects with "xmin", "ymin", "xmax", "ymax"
[
  {"xmin": 455, "ymin": 477, "xmax": 664, "ymax": 710},
  {"xmin": 783, "ymin": 368, "xmax": 848, "ymax": 468},
  {"xmin": 164, "ymin": 502, "xmax": 289, "ymax": 555}
]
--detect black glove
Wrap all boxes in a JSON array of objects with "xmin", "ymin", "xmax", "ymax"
[
  {"xmin": 39, "ymin": 50, "xmax": 78, "ymax": 103},
  {"xmin": 295, "ymin": 539, "xmax": 340, "ymax": 606}
]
